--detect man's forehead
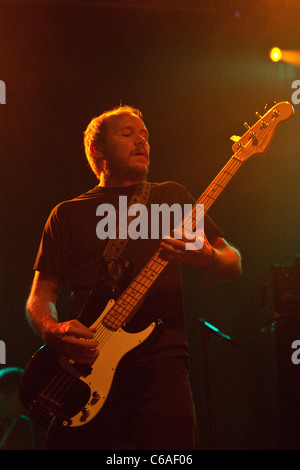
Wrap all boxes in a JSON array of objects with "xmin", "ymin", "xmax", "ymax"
[{"xmin": 107, "ymin": 112, "xmax": 147, "ymax": 132}]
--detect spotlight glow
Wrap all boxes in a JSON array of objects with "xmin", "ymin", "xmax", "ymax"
[
  {"xmin": 270, "ymin": 47, "xmax": 282, "ymax": 62},
  {"xmin": 269, "ymin": 48, "xmax": 300, "ymax": 67}
]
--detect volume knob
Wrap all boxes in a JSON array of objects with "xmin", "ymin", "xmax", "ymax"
[
  {"xmin": 80, "ymin": 407, "xmax": 90, "ymax": 422},
  {"xmin": 90, "ymin": 391, "xmax": 101, "ymax": 405}
]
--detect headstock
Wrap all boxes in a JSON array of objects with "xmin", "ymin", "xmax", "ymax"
[{"xmin": 230, "ymin": 101, "xmax": 295, "ymax": 161}]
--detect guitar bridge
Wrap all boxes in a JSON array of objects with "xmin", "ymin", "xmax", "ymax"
[{"xmin": 31, "ymin": 394, "xmax": 63, "ymax": 424}]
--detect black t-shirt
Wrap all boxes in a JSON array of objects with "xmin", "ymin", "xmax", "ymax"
[{"xmin": 34, "ymin": 181, "xmax": 223, "ymax": 361}]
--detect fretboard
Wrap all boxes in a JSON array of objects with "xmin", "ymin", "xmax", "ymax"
[{"xmin": 198, "ymin": 154, "xmax": 244, "ymax": 210}]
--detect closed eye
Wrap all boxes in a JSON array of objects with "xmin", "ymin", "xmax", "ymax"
[{"xmin": 119, "ymin": 126, "xmax": 149, "ymax": 141}]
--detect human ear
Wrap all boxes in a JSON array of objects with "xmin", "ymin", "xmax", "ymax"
[{"xmin": 90, "ymin": 143, "xmax": 103, "ymax": 158}]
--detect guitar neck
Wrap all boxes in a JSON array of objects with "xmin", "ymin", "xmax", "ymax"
[
  {"xmin": 177, "ymin": 150, "xmax": 246, "ymax": 242},
  {"xmin": 198, "ymin": 153, "xmax": 244, "ymax": 211}
]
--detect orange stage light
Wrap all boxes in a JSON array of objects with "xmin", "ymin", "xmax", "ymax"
[
  {"xmin": 270, "ymin": 47, "xmax": 282, "ymax": 62},
  {"xmin": 269, "ymin": 47, "xmax": 300, "ymax": 67}
]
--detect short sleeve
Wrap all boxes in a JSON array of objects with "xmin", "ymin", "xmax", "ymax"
[{"xmin": 33, "ymin": 204, "xmax": 72, "ymax": 281}]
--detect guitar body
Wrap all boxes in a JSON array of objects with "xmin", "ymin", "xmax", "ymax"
[{"xmin": 19, "ymin": 277, "xmax": 156, "ymax": 429}]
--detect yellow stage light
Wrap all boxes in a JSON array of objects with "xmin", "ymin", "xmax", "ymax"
[
  {"xmin": 270, "ymin": 47, "xmax": 282, "ymax": 62},
  {"xmin": 269, "ymin": 47, "xmax": 300, "ymax": 67}
]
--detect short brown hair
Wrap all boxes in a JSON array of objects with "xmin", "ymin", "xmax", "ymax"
[{"xmin": 83, "ymin": 105, "xmax": 143, "ymax": 180}]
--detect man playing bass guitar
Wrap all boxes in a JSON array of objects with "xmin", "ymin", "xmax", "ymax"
[{"xmin": 25, "ymin": 105, "xmax": 242, "ymax": 450}]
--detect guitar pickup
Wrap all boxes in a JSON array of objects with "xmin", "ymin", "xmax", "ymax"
[{"xmin": 59, "ymin": 355, "xmax": 92, "ymax": 378}]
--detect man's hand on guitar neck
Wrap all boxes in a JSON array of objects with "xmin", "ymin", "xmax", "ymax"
[{"xmin": 160, "ymin": 233, "xmax": 242, "ymax": 281}]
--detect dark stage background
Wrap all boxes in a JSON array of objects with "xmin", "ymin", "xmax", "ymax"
[{"xmin": 0, "ymin": 0, "xmax": 299, "ymax": 449}]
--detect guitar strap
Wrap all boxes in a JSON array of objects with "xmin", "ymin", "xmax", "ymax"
[{"xmin": 102, "ymin": 181, "xmax": 151, "ymax": 285}]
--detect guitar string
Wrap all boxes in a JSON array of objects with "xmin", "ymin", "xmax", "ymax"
[
  {"xmin": 39, "ymin": 323, "xmax": 114, "ymax": 401},
  {"xmin": 38, "ymin": 315, "xmax": 111, "ymax": 401}
]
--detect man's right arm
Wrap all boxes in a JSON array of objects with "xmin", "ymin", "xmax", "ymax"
[
  {"xmin": 26, "ymin": 271, "xmax": 99, "ymax": 364},
  {"xmin": 26, "ymin": 271, "xmax": 61, "ymax": 340}
]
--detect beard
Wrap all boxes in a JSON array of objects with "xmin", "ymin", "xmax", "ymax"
[{"xmin": 103, "ymin": 155, "xmax": 149, "ymax": 184}]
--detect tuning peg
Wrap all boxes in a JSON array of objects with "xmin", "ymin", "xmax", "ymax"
[
  {"xmin": 264, "ymin": 101, "xmax": 277, "ymax": 111},
  {"xmin": 244, "ymin": 122, "xmax": 251, "ymax": 130},
  {"xmin": 255, "ymin": 112, "xmax": 262, "ymax": 119},
  {"xmin": 230, "ymin": 135, "xmax": 240, "ymax": 142}
]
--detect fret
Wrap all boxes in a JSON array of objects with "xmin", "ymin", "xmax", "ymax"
[
  {"xmin": 212, "ymin": 182, "xmax": 225, "ymax": 189},
  {"xmin": 232, "ymin": 156, "xmax": 243, "ymax": 163},
  {"xmin": 122, "ymin": 292, "xmax": 140, "ymax": 306},
  {"xmin": 103, "ymin": 315, "xmax": 124, "ymax": 330},
  {"xmin": 202, "ymin": 193, "xmax": 216, "ymax": 201}
]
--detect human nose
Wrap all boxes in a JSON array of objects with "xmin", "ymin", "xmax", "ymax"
[{"xmin": 135, "ymin": 133, "xmax": 148, "ymax": 146}]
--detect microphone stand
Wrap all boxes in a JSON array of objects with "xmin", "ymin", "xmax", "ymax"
[{"xmin": 186, "ymin": 312, "xmax": 239, "ymax": 450}]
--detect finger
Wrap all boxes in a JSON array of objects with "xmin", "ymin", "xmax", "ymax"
[
  {"xmin": 160, "ymin": 243, "xmax": 184, "ymax": 262},
  {"xmin": 163, "ymin": 234, "xmax": 206, "ymax": 252},
  {"xmin": 161, "ymin": 236, "xmax": 186, "ymax": 250},
  {"xmin": 162, "ymin": 234, "xmax": 202, "ymax": 249},
  {"xmin": 62, "ymin": 322, "xmax": 97, "ymax": 340},
  {"xmin": 62, "ymin": 334, "xmax": 99, "ymax": 350}
]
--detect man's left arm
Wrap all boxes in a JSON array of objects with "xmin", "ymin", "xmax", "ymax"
[{"xmin": 160, "ymin": 235, "xmax": 242, "ymax": 280}]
